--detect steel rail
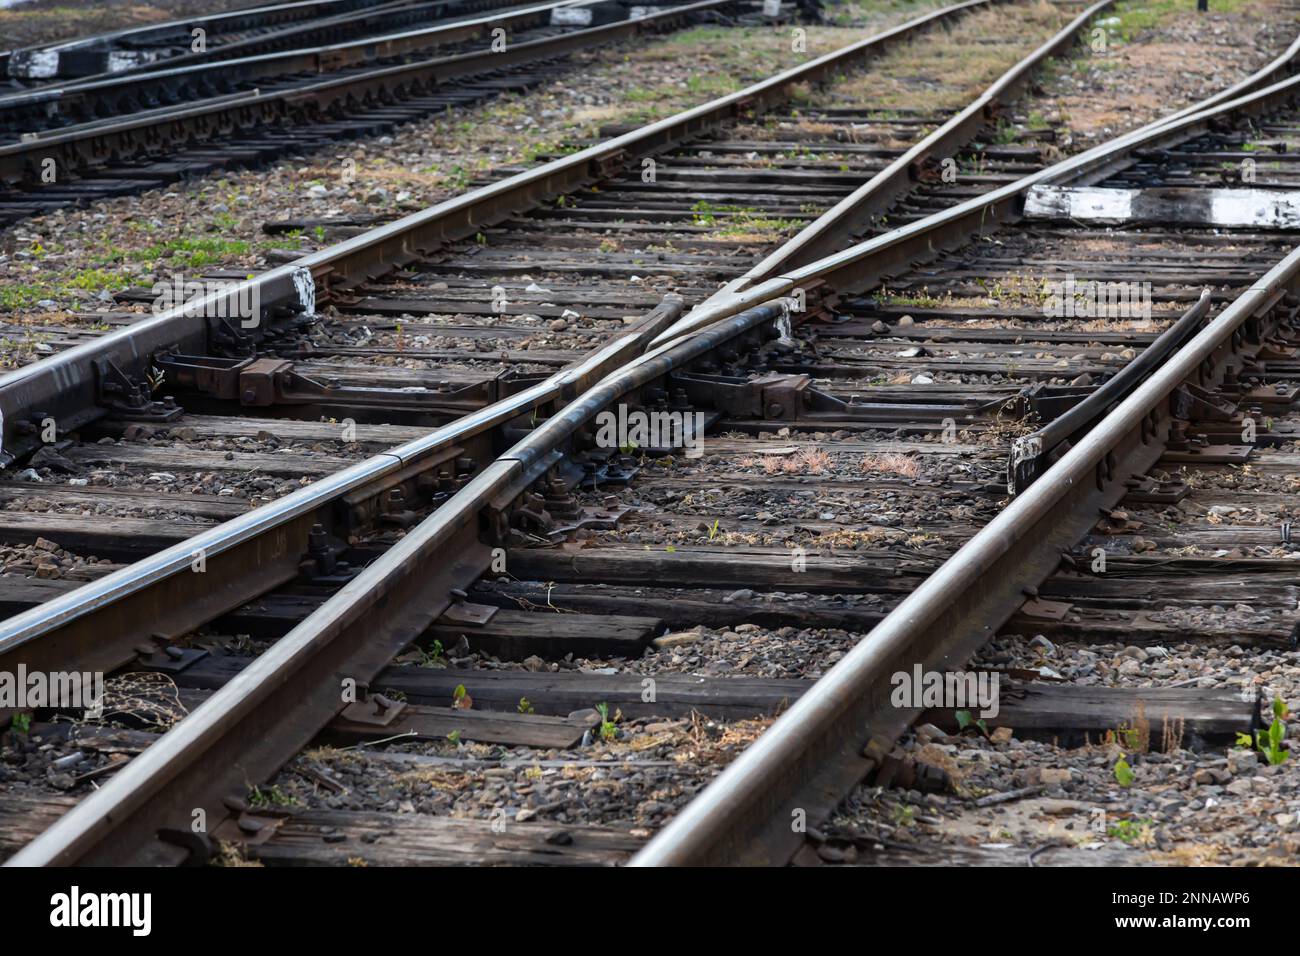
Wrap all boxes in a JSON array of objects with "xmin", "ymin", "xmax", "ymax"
[
  {"xmin": 0, "ymin": 0, "xmax": 995, "ymax": 463},
  {"xmin": 0, "ymin": 0, "xmax": 567, "ymax": 117}
]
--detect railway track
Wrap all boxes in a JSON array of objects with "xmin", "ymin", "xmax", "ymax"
[
  {"xmin": 1, "ymin": 0, "xmax": 1300, "ymax": 872},
  {"xmin": 1, "ymin": 0, "xmax": 492, "ymax": 82},
  {"xmin": 0, "ymin": 0, "xmax": 781, "ymax": 227}
]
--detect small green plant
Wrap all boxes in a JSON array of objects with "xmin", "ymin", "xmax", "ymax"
[
  {"xmin": 954, "ymin": 709, "xmax": 988, "ymax": 737},
  {"xmin": 446, "ymin": 164, "xmax": 469, "ymax": 190},
  {"xmin": 1113, "ymin": 753, "xmax": 1135, "ymax": 787},
  {"xmin": 249, "ymin": 784, "xmax": 300, "ymax": 808},
  {"xmin": 595, "ymin": 702, "xmax": 617, "ymax": 742},
  {"xmin": 1236, "ymin": 697, "xmax": 1291, "ymax": 765},
  {"xmin": 447, "ymin": 730, "xmax": 461, "ymax": 745},
  {"xmin": 1115, "ymin": 725, "xmax": 1142, "ymax": 751},
  {"xmin": 10, "ymin": 712, "xmax": 31, "ymax": 736},
  {"xmin": 518, "ymin": 697, "xmax": 535, "ymax": 715},
  {"xmin": 452, "ymin": 683, "xmax": 472, "ymax": 709},
  {"xmin": 707, "ymin": 519, "xmax": 720, "ymax": 542},
  {"xmin": 418, "ymin": 639, "xmax": 445, "ymax": 668},
  {"xmin": 890, "ymin": 804, "xmax": 916, "ymax": 828},
  {"xmin": 1107, "ymin": 817, "xmax": 1153, "ymax": 845},
  {"xmin": 992, "ymin": 119, "xmax": 1020, "ymax": 145}
]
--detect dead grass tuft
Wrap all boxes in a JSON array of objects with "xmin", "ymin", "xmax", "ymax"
[
  {"xmin": 792, "ymin": 448, "xmax": 832, "ymax": 474},
  {"xmin": 860, "ymin": 452, "xmax": 919, "ymax": 477}
]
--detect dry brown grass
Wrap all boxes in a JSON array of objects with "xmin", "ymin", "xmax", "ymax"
[
  {"xmin": 821, "ymin": 526, "xmax": 900, "ymax": 547},
  {"xmin": 391, "ymin": 766, "xmax": 476, "ymax": 790},
  {"xmin": 1149, "ymin": 844, "xmax": 1226, "ymax": 867},
  {"xmin": 793, "ymin": 448, "xmax": 832, "ymax": 473},
  {"xmin": 751, "ymin": 447, "xmax": 833, "ymax": 474},
  {"xmin": 1161, "ymin": 714, "xmax": 1185, "ymax": 754},
  {"xmin": 860, "ymin": 452, "xmax": 920, "ymax": 477}
]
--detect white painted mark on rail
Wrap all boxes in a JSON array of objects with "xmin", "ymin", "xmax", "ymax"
[{"xmin": 291, "ymin": 266, "xmax": 316, "ymax": 318}]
